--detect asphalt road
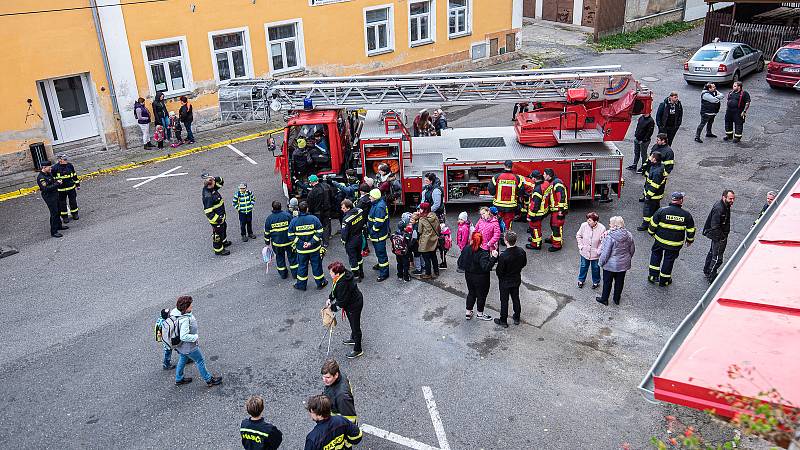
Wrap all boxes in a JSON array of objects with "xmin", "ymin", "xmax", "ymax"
[{"xmin": 1, "ymin": 28, "xmax": 797, "ymax": 449}]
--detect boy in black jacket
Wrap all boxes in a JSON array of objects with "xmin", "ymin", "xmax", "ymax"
[
  {"xmin": 240, "ymin": 395, "xmax": 282, "ymax": 450},
  {"xmin": 627, "ymin": 112, "xmax": 655, "ymax": 173},
  {"xmin": 493, "ymin": 231, "xmax": 528, "ymax": 327}
]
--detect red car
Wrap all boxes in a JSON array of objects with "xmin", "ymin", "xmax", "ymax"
[{"xmin": 767, "ymin": 39, "xmax": 800, "ymax": 89}]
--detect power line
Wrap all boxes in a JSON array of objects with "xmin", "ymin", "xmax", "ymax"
[{"xmin": 0, "ymin": 0, "xmax": 169, "ymax": 18}]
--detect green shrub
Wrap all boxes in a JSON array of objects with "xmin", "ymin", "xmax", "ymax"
[{"xmin": 592, "ymin": 21, "xmax": 700, "ymax": 51}]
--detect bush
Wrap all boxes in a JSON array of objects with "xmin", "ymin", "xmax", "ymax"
[{"xmin": 592, "ymin": 21, "xmax": 700, "ymax": 51}]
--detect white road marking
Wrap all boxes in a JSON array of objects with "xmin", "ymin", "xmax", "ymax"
[
  {"xmin": 226, "ymin": 144, "xmax": 258, "ymax": 165},
  {"xmin": 361, "ymin": 387, "xmax": 450, "ymax": 450},
  {"xmin": 360, "ymin": 424, "xmax": 439, "ymax": 450},
  {"xmin": 126, "ymin": 166, "xmax": 188, "ymax": 188},
  {"xmin": 422, "ymin": 386, "xmax": 451, "ymax": 450}
]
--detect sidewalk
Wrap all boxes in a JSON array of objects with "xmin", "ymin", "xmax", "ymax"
[{"xmin": 0, "ymin": 120, "xmax": 283, "ymax": 199}]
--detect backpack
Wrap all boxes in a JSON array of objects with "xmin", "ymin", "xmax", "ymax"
[
  {"xmin": 156, "ymin": 313, "xmax": 183, "ymax": 350},
  {"xmin": 439, "ymin": 231, "xmax": 452, "ymax": 251},
  {"xmin": 391, "ymin": 232, "xmax": 408, "ymax": 256}
]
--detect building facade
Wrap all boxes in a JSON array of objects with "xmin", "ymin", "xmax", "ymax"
[{"xmin": 0, "ymin": 0, "xmax": 521, "ymax": 177}]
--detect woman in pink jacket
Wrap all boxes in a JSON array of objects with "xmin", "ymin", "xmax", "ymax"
[
  {"xmin": 575, "ymin": 211, "xmax": 606, "ymax": 289},
  {"xmin": 474, "ymin": 206, "xmax": 501, "ymax": 251}
]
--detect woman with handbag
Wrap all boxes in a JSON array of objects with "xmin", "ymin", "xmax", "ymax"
[
  {"xmin": 326, "ymin": 261, "xmax": 364, "ymax": 359},
  {"xmin": 417, "ymin": 202, "xmax": 440, "ymax": 280}
]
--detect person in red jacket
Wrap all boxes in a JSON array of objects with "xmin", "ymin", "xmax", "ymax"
[
  {"xmin": 488, "ymin": 160, "xmax": 524, "ymax": 231},
  {"xmin": 543, "ymin": 168, "xmax": 568, "ymax": 252}
]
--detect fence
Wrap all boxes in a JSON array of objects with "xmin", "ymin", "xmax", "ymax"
[{"xmin": 703, "ymin": 5, "xmax": 800, "ymax": 57}]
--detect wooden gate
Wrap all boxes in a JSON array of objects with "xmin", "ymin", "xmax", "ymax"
[
  {"xmin": 593, "ymin": 0, "xmax": 626, "ymax": 39},
  {"xmin": 733, "ymin": 22, "xmax": 800, "ymax": 56},
  {"xmin": 523, "ymin": 0, "xmax": 537, "ymax": 17},
  {"xmin": 542, "ymin": 0, "xmax": 574, "ymax": 23},
  {"xmin": 703, "ymin": 6, "xmax": 734, "ymax": 44}
]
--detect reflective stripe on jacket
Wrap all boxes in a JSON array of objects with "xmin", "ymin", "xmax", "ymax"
[{"xmin": 648, "ymin": 203, "xmax": 696, "ymax": 249}]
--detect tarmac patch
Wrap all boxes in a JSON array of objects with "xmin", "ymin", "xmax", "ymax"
[
  {"xmin": 422, "ymin": 306, "xmax": 446, "ymax": 321},
  {"xmin": 468, "ymin": 336, "xmax": 502, "ymax": 358}
]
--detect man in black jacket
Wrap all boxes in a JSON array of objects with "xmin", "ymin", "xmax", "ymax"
[
  {"xmin": 240, "ymin": 395, "xmax": 283, "ymax": 450},
  {"xmin": 702, "ymin": 190, "xmax": 735, "ymax": 281},
  {"xmin": 202, "ymin": 174, "xmax": 231, "ymax": 256},
  {"xmin": 627, "ymin": 112, "xmax": 654, "ymax": 172},
  {"xmin": 320, "ymin": 358, "xmax": 358, "ymax": 422},
  {"xmin": 307, "ymin": 175, "xmax": 332, "ymax": 247},
  {"xmin": 655, "ymin": 92, "xmax": 683, "ymax": 146},
  {"xmin": 695, "ymin": 83, "xmax": 723, "ymax": 143},
  {"xmin": 493, "ymin": 231, "xmax": 528, "ymax": 328},
  {"xmin": 37, "ymin": 161, "xmax": 66, "ymax": 238}
]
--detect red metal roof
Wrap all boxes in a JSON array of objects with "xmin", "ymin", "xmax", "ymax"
[{"xmin": 642, "ymin": 168, "xmax": 800, "ymax": 417}]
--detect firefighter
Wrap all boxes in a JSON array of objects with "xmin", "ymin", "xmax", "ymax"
[
  {"xmin": 525, "ymin": 170, "xmax": 547, "ymax": 250},
  {"xmin": 304, "ymin": 394, "xmax": 362, "ymax": 450},
  {"xmin": 288, "ymin": 201, "xmax": 328, "ymax": 291},
  {"xmin": 340, "ymin": 199, "xmax": 365, "ymax": 281},
  {"xmin": 637, "ymin": 152, "xmax": 667, "ymax": 232},
  {"xmin": 647, "ymin": 192, "xmax": 695, "ymax": 287},
  {"xmin": 37, "ymin": 161, "xmax": 65, "ymax": 238},
  {"xmin": 307, "ymin": 175, "xmax": 333, "ymax": 248},
  {"xmin": 264, "ymin": 200, "xmax": 297, "ymax": 279},
  {"xmin": 752, "ymin": 190, "xmax": 777, "ymax": 227},
  {"xmin": 543, "ymin": 168, "xmax": 568, "ymax": 252},
  {"xmin": 489, "ymin": 160, "xmax": 524, "ymax": 231},
  {"xmin": 202, "ymin": 174, "xmax": 231, "ymax": 256},
  {"xmin": 52, "ymin": 154, "xmax": 80, "ymax": 222},
  {"xmin": 367, "ymin": 189, "xmax": 390, "ymax": 282},
  {"xmin": 723, "ymin": 81, "xmax": 750, "ymax": 143}
]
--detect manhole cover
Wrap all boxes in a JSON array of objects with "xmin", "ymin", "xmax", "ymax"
[
  {"xmin": 641, "ymin": 76, "xmax": 659, "ymax": 82},
  {"xmin": 658, "ymin": 49, "xmax": 673, "ymax": 54}
]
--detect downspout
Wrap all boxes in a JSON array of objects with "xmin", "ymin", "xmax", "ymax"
[{"xmin": 89, "ymin": 0, "xmax": 127, "ymax": 149}]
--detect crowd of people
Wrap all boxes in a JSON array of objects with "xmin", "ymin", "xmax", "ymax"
[{"xmin": 134, "ymin": 93, "xmax": 195, "ymax": 150}]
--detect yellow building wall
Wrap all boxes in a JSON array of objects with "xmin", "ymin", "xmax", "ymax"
[
  {"xmin": 0, "ymin": 1, "xmax": 115, "ymax": 162},
  {"xmin": 121, "ymin": 0, "xmax": 515, "ymax": 113}
]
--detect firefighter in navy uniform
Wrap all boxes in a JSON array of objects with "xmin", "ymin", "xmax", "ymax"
[
  {"xmin": 202, "ymin": 174, "xmax": 231, "ymax": 256},
  {"xmin": 368, "ymin": 189, "xmax": 390, "ymax": 282},
  {"xmin": 637, "ymin": 151, "xmax": 667, "ymax": 231},
  {"xmin": 304, "ymin": 394, "xmax": 362, "ymax": 450},
  {"xmin": 356, "ymin": 183, "xmax": 372, "ymax": 257},
  {"xmin": 264, "ymin": 200, "xmax": 297, "ymax": 279},
  {"xmin": 488, "ymin": 160, "xmax": 524, "ymax": 231},
  {"xmin": 288, "ymin": 201, "xmax": 328, "ymax": 291},
  {"xmin": 525, "ymin": 170, "xmax": 547, "ymax": 250},
  {"xmin": 647, "ymin": 192, "xmax": 696, "ymax": 287},
  {"xmin": 37, "ymin": 161, "xmax": 66, "ymax": 238},
  {"xmin": 52, "ymin": 154, "xmax": 80, "ymax": 222},
  {"xmin": 340, "ymin": 199, "xmax": 365, "ymax": 281},
  {"xmin": 543, "ymin": 168, "xmax": 568, "ymax": 252},
  {"xmin": 723, "ymin": 81, "xmax": 751, "ymax": 143}
]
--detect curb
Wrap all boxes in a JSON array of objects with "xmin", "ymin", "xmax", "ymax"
[{"xmin": 0, "ymin": 127, "xmax": 283, "ymax": 203}]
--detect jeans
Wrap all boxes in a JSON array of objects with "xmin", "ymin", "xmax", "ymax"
[
  {"xmin": 176, "ymin": 347, "xmax": 211, "ymax": 382},
  {"xmin": 184, "ymin": 121, "xmax": 194, "ymax": 142},
  {"xmin": 578, "ymin": 256, "xmax": 600, "ymax": 284},
  {"xmin": 162, "ymin": 347, "xmax": 173, "ymax": 369},
  {"xmin": 159, "ymin": 116, "xmax": 171, "ymax": 139},
  {"xmin": 600, "ymin": 270, "xmax": 626, "ymax": 304}
]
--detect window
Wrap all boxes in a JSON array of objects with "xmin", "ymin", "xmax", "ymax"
[
  {"xmin": 409, "ymin": 1, "xmax": 433, "ymax": 46},
  {"xmin": 733, "ymin": 46, "xmax": 744, "ymax": 59},
  {"xmin": 209, "ymin": 29, "xmax": 252, "ymax": 83},
  {"xmin": 143, "ymin": 38, "xmax": 192, "ymax": 95},
  {"xmin": 266, "ymin": 21, "xmax": 305, "ymax": 73},
  {"xmin": 448, "ymin": 0, "xmax": 471, "ymax": 38},
  {"xmin": 364, "ymin": 5, "xmax": 394, "ymax": 55}
]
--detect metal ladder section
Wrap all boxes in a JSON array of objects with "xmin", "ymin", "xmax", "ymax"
[{"xmin": 218, "ymin": 66, "xmax": 635, "ymax": 121}]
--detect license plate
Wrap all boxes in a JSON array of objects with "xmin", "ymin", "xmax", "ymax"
[
  {"xmin": 694, "ymin": 67, "xmax": 712, "ymax": 72},
  {"xmin": 784, "ymin": 67, "xmax": 800, "ymax": 73}
]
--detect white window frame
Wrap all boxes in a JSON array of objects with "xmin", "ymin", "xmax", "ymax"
[
  {"xmin": 264, "ymin": 19, "xmax": 306, "ymax": 75},
  {"xmin": 447, "ymin": 0, "xmax": 473, "ymax": 39},
  {"xmin": 363, "ymin": 4, "xmax": 395, "ymax": 57},
  {"xmin": 208, "ymin": 27, "xmax": 255, "ymax": 85},
  {"xmin": 140, "ymin": 36, "xmax": 194, "ymax": 98},
  {"xmin": 408, "ymin": 0, "xmax": 436, "ymax": 47}
]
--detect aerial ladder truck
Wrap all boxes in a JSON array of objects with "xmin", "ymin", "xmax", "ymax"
[{"xmin": 218, "ymin": 65, "xmax": 652, "ymax": 205}]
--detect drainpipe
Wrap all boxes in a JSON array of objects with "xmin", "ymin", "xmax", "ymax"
[{"xmin": 89, "ymin": 0, "xmax": 127, "ymax": 149}]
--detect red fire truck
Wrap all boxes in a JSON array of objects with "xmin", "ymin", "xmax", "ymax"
[{"xmin": 218, "ymin": 66, "xmax": 652, "ymax": 205}]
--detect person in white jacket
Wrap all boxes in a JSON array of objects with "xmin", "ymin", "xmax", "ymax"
[{"xmin": 171, "ymin": 295, "xmax": 223, "ymax": 387}]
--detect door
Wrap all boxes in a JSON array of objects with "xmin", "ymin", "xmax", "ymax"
[
  {"xmin": 523, "ymin": 0, "xmax": 537, "ymax": 17},
  {"xmin": 39, "ymin": 74, "xmax": 98, "ymax": 144},
  {"xmin": 582, "ymin": 0, "xmax": 597, "ymax": 26}
]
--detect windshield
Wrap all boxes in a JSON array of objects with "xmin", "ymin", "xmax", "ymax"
[
  {"xmin": 774, "ymin": 48, "xmax": 800, "ymax": 64},
  {"xmin": 693, "ymin": 49, "xmax": 728, "ymax": 62}
]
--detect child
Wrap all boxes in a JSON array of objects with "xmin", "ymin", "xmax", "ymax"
[
  {"xmin": 153, "ymin": 125, "xmax": 166, "ymax": 149},
  {"xmin": 288, "ymin": 197, "xmax": 299, "ymax": 217},
  {"xmin": 168, "ymin": 111, "xmax": 182, "ymax": 148},
  {"xmin": 409, "ymin": 212, "xmax": 423, "ymax": 275},
  {"xmin": 155, "ymin": 309, "xmax": 173, "ymax": 370},
  {"xmin": 233, "ymin": 183, "xmax": 256, "ymax": 242},
  {"xmin": 457, "ymin": 212, "xmax": 471, "ymax": 251},
  {"xmin": 240, "ymin": 395, "xmax": 283, "ymax": 450},
  {"xmin": 391, "ymin": 213, "xmax": 412, "ymax": 282},
  {"xmin": 438, "ymin": 222, "xmax": 452, "ymax": 269}
]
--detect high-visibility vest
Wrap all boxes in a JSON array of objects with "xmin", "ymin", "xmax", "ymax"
[{"xmin": 491, "ymin": 171, "xmax": 523, "ymax": 209}]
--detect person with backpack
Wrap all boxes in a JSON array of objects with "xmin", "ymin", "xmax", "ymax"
[
  {"xmin": 417, "ymin": 203, "xmax": 440, "ymax": 280},
  {"xmin": 170, "ymin": 295, "xmax": 223, "ymax": 387},
  {"xmin": 240, "ymin": 395, "xmax": 283, "ymax": 450},
  {"xmin": 154, "ymin": 308, "xmax": 174, "ymax": 370},
  {"xmin": 134, "ymin": 97, "xmax": 154, "ymax": 149},
  {"xmin": 392, "ymin": 213, "xmax": 412, "ymax": 282},
  {"xmin": 438, "ymin": 222, "xmax": 452, "ymax": 270}
]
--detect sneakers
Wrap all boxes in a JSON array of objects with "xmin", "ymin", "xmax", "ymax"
[
  {"xmin": 51, "ymin": 233, "xmax": 63, "ymax": 238},
  {"xmin": 494, "ymin": 318, "xmax": 509, "ymax": 328},
  {"xmin": 465, "ymin": 310, "xmax": 473, "ymax": 320},
  {"xmin": 577, "ymin": 281, "xmax": 585, "ymax": 288},
  {"xmin": 163, "ymin": 363, "xmax": 176, "ymax": 370},
  {"xmin": 591, "ymin": 282, "xmax": 600, "ymax": 289},
  {"xmin": 476, "ymin": 312, "xmax": 493, "ymax": 321},
  {"xmin": 206, "ymin": 376, "xmax": 223, "ymax": 387},
  {"xmin": 346, "ymin": 350, "xmax": 364, "ymax": 359},
  {"xmin": 439, "ymin": 261, "xmax": 448, "ymax": 270},
  {"xmin": 175, "ymin": 377, "xmax": 193, "ymax": 385},
  {"xmin": 694, "ymin": 137, "xmax": 703, "ymax": 143},
  {"xmin": 403, "ymin": 274, "xmax": 411, "ymax": 282}
]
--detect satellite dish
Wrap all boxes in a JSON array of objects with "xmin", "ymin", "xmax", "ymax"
[{"xmin": 270, "ymin": 99, "xmax": 282, "ymax": 112}]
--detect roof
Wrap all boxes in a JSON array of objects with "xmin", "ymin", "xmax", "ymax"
[
  {"xmin": 287, "ymin": 110, "xmax": 338, "ymax": 125},
  {"xmin": 640, "ymin": 166, "xmax": 800, "ymax": 418},
  {"xmin": 697, "ymin": 42, "xmax": 744, "ymax": 51}
]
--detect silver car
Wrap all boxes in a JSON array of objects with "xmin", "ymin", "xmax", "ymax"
[{"xmin": 683, "ymin": 42, "xmax": 765, "ymax": 84}]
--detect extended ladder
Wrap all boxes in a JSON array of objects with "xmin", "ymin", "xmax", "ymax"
[{"xmin": 218, "ymin": 65, "xmax": 642, "ymax": 121}]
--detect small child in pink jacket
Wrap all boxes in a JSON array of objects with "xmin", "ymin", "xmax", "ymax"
[
  {"xmin": 456, "ymin": 212, "xmax": 471, "ymax": 251},
  {"xmin": 474, "ymin": 206, "xmax": 501, "ymax": 251}
]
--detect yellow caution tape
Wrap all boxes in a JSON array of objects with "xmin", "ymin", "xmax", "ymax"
[{"xmin": 0, "ymin": 127, "xmax": 284, "ymax": 203}]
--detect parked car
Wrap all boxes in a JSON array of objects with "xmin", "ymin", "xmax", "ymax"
[
  {"xmin": 683, "ymin": 42, "xmax": 765, "ymax": 85},
  {"xmin": 767, "ymin": 39, "xmax": 800, "ymax": 90}
]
